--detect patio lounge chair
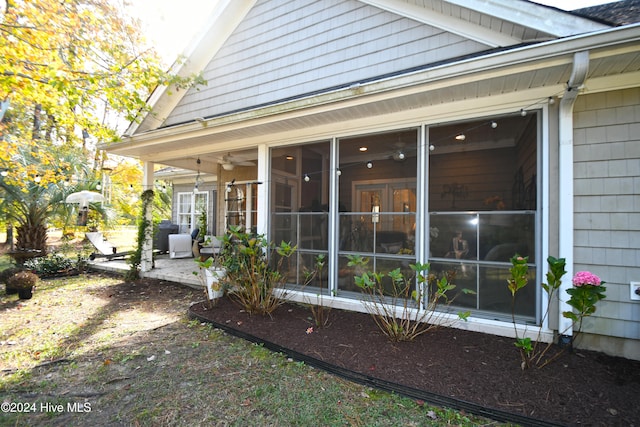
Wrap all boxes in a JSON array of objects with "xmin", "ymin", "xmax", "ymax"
[{"xmin": 86, "ymin": 232, "xmax": 131, "ymax": 261}]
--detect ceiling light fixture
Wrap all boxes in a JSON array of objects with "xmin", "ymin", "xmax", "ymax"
[
  {"xmin": 193, "ymin": 158, "xmax": 201, "ymax": 193},
  {"xmin": 393, "ymin": 150, "xmax": 406, "ymax": 161},
  {"xmin": 359, "ymin": 146, "xmax": 368, "ymax": 152},
  {"xmin": 366, "ymin": 161, "xmax": 373, "ymax": 169},
  {"xmin": 455, "ymin": 134, "xmax": 466, "ymax": 141}
]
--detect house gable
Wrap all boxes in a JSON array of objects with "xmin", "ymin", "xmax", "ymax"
[
  {"xmin": 163, "ymin": 0, "xmax": 483, "ymax": 127},
  {"xmin": 142, "ymin": 0, "xmax": 607, "ymax": 131}
]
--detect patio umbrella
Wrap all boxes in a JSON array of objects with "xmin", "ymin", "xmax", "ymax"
[{"xmin": 65, "ymin": 190, "xmax": 105, "ymax": 208}]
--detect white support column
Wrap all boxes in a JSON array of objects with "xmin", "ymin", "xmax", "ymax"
[
  {"xmin": 417, "ymin": 125, "xmax": 429, "ymax": 309},
  {"xmin": 557, "ymin": 51, "xmax": 589, "ymax": 341},
  {"xmin": 328, "ymin": 138, "xmax": 339, "ymax": 297},
  {"xmin": 256, "ymin": 144, "xmax": 269, "ymax": 237},
  {"xmin": 141, "ymin": 161, "xmax": 155, "ymax": 273},
  {"xmin": 416, "ymin": 125, "xmax": 428, "ymax": 266}
]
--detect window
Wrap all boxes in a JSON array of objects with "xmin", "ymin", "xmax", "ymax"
[
  {"xmin": 270, "ymin": 142, "xmax": 330, "ymax": 289},
  {"xmin": 266, "ymin": 113, "xmax": 540, "ymax": 323},
  {"xmin": 176, "ymin": 191, "xmax": 209, "ymax": 234},
  {"xmin": 225, "ymin": 181, "xmax": 259, "ymax": 233},
  {"xmin": 337, "ymin": 129, "xmax": 418, "ymax": 295},
  {"xmin": 428, "ymin": 113, "xmax": 538, "ymax": 321}
]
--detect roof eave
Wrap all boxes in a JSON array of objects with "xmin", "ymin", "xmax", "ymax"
[{"xmin": 448, "ymin": 0, "xmax": 610, "ymax": 36}]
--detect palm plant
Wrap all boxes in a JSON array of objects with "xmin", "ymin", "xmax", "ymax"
[{"xmin": 0, "ymin": 143, "xmax": 106, "ymax": 256}]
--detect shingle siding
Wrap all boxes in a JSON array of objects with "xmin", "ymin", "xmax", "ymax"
[
  {"xmin": 573, "ymin": 87, "xmax": 640, "ymax": 340},
  {"xmin": 164, "ymin": 0, "xmax": 489, "ymax": 126}
]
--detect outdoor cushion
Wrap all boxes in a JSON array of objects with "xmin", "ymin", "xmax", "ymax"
[{"xmin": 168, "ymin": 234, "xmax": 193, "ymax": 259}]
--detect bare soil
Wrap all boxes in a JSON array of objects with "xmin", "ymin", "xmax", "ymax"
[{"xmin": 190, "ymin": 297, "xmax": 640, "ymax": 427}]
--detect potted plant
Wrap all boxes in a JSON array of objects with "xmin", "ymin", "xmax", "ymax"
[
  {"xmin": 7, "ymin": 270, "xmax": 39, "ymax": 300},
  {"xmin": 193, "ymin": 255, "xmax": 226, "ymax": 306},
  {"xmin": 1, "ymin": 267, "xmax": 23, "ymax": 295},
  {"xmin": 197, "ymin": 208, "xmax": 207, "ymax": 242}
]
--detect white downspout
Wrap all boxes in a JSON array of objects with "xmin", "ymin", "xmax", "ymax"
[{"xmin": 557, "ymin": 51, "xmax": 589, "ymax": 343}]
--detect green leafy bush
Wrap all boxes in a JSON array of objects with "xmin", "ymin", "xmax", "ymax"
[
  {"xmin": 220, "ymin": 226, "xmax": 295, "ymax": 316},
  {"xmin": 349, "ymin": 255, "xmax": 472, "ymax": 342},
  {"xmin": 508, "ymin": 255, "xmax": 606, "ymax": 369},
  {"xmin": 24, "ymin": 253, "xmax": 79, "ymax": 276}
]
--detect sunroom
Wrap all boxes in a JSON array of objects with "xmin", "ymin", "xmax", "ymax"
[{"xmin": 265, "ymin": 110, "xmax": 540, "ymax": 325}]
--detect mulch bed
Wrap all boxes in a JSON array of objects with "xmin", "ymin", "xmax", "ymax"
[{"xmin": 190, "ymin": 297, "xmax": 640, "ymax": 427}]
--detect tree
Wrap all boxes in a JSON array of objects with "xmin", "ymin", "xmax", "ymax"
[
  {"xmin": 0, "ymin": 142, "xmax": 102, "ymax": 254},
  {"xmin": 0, "ymin": 0, "xmax": 203, "ymax": 252}
]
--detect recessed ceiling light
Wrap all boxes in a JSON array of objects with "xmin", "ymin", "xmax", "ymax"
[{"xmin": 359, "ymin": 146, "xmax": 368, "ymax": 152}]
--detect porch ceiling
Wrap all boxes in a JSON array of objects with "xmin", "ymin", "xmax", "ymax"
[{"xmin": 105, "ymin": 28, "xmax": 640, "ymax": 175}]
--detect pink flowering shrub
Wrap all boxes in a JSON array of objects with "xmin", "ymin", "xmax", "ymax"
[
  {"xmin": 508, "ymin": 256, "xmax": 607, "ymax": 369},
  {"xmin": 565, "ymin": 271, "xmax": 606, "ymax": 322},
  {"xmin": 572, "ymin": 271, "xmax": 602, "ymax": 287}
]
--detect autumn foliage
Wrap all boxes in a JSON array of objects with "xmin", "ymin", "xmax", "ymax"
[{"xmin": 0, "ymin": 0, "xmax": 201, "ymax": 250}]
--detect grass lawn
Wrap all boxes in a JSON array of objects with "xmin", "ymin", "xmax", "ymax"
[{"xmin": 0, "ymin": 272, "xmax": 503, "ymax": 426}]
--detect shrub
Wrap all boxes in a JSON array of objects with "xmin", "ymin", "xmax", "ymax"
[
  {"xmin": 7, "ymin": 271, "xmax": 39, "ymax": 289},
  {"xmin": 508, "ymin": 255, "xmax": 606, "ymax": 369},
  {"xmin": 300, "ymin": 254, "xmax": 331, "ymax": 328},
  {"xmin": 221, "ymin": 226, "xmax": 295, "ymax": 316},
  {"xmin": 0, "ymin": 267, "xmax": 24, "ymax": 285},
  {"xmin": 349, "ymin": 255, "xmax": 472, "ymax": 342},
  {"xmin": 24, "ymin": 253, "xmax": 77, "ymax": 276}
]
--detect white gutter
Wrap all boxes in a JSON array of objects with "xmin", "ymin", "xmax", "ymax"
[{"xmin": 557, "ymin": 50, "xmax": 589, "ymax": 342}]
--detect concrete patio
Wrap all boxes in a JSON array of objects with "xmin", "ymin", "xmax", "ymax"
[{"xmin": 88, "ymin": 254, "xmax": 203, "ymax": 289}]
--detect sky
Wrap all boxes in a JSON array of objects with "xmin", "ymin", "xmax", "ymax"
[
  {"xmin": 128, "ymin": 0, "xmax": 221, "ymax": 65},
  {"xmin": 130, "ymin": 0, "xmax": 616, "ymax": 65}
]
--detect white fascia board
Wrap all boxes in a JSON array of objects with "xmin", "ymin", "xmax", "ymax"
[
  {"xmin": 128, "ymin": 0, "xmax": 257, "ymax": 135},
  {"xmin": 447, "ymin": 0, "xmax": 609, "ymax": 37},
  {"xmin": 583, "ymin": 70, "xmax": 640, "ymax": 94},
  {"xmin": 361, "ymin": 0, "xmax": 521, "ymax": 47}
]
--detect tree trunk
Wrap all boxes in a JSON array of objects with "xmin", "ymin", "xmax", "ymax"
[
  {"xmin": 16, "ymin": 223, "xmax": 48, "ymax": 254},
  {"xmin": 4, "ymin": 224, "xmax": 14, "ymax": 251}
]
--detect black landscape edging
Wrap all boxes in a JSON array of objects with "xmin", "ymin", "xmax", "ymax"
[{"xmin": 188, "ymin": 305, "xmax": 564, "ymax": 427}]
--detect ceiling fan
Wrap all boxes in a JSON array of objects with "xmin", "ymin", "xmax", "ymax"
[{"xmin": 217, "ymin": 153, "xmax": 255, "ymax": 171}]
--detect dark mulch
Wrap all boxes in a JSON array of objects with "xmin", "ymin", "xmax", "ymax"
[{"xmin": 190, "ymin": 297, "xmax": 640, "ymax": 427}]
